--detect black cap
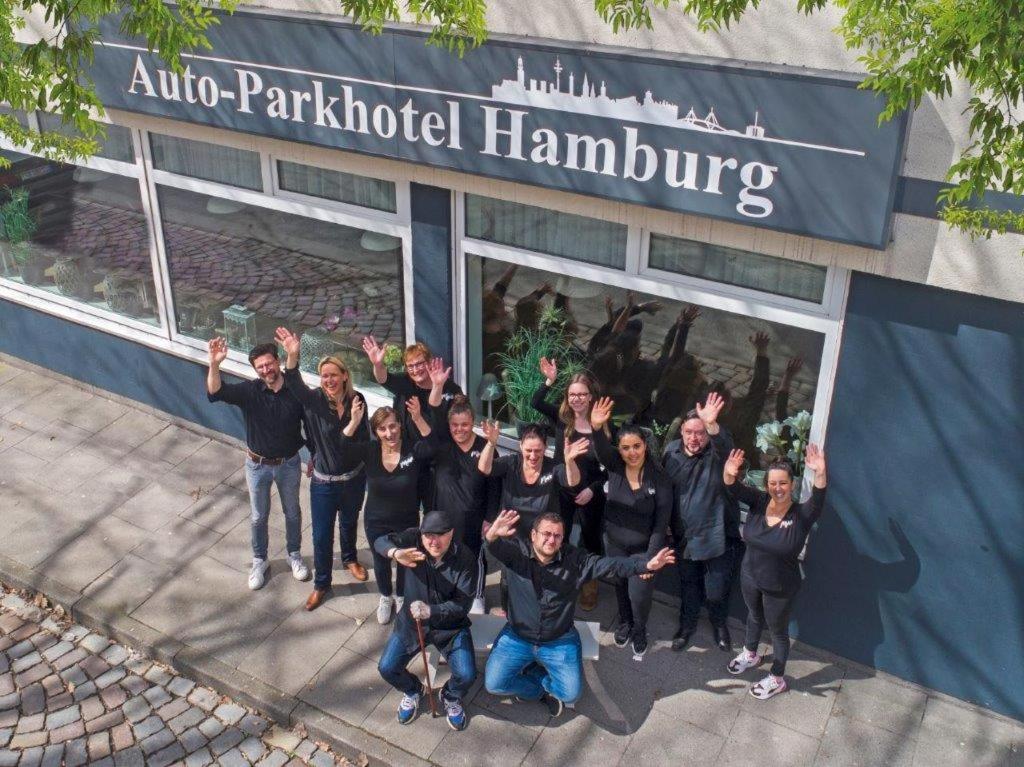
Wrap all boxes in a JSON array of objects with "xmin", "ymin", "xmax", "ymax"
[{"xmin": 420, "ymin": 510, "xmax": 455, "ymax": 534}]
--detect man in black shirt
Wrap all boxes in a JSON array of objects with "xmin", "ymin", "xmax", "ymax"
[
  {"xmin": 206, "ymin": 338, "xmax": 309, "ymax": 591},
  {"xmin": 483, "ymin": 510, "xmax": 675, "ymax": 715},
  {"xmin": 375, "ymin": 511, "xmax": 477, "ymax": 731}
]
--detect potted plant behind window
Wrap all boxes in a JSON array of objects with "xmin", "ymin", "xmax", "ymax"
[
  {"xmin": 0, "ymin": 189, "xmax": 42, "ymax": 285},
  {"xmin": 495, "ymin": 306, "xmax": 585, "ymax": 426},
  {"xmin": 752, "ymin": 410, "xmax": 813, "ymax": 497}
]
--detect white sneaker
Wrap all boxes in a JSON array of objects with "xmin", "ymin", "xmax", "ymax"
[
  {"xmin": 288, "ymin": 552, "xmax": 310, "ymax": 581},
  {"xmin": 750, "ymin": 673, "xmax": 788, "ymax": 700},
  {"xmin": 377, "ymin": 595, "xmax": 394, "ymax": 625},
  {"xmin": 469, "ymin": 598, "xmax": 486, "ymax": 615},
  {"xmin": 394, "ymin": 597, "xmax": 405, "ymax": 615},
  {"xmin": 728, "ymin": 648, "xmax": 763, "ymax": 675},
  {"xmin": 248, "ymin": 558, "xmax": 268, "ymax": 590}
]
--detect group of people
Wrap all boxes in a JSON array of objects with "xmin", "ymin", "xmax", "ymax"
[{"xmin": 206, "ymin": 328, "xmax": 827, "ymax": 731}]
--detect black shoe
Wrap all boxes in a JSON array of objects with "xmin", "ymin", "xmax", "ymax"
[
  {"xmin": 713, "ymin": 625, "xmax": 732, "ymax": 652},
  {"xmin": 613, "ymin": 622, "xmax": 633, "ymax": 648},
  {"xmin": 631, "ymin": 631, "xmax": 649, "ymax": 659},
  {"xmin": 671, "ymin": 628, "xmax": 694, "ymax": 651},
  {"xmin": 540, "ymin": 693, "xmax": 564, "ymax": 718}
]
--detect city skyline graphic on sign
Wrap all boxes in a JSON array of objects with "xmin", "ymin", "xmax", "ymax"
[{"xmin": 490, "ymin": 56, "xmax": 865, "ymax": 157}]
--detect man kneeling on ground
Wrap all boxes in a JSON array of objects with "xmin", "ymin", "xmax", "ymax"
[
  {"xmin": 375, "ymin": 510, "xmax": 477, "ymax": 731},
  {"xmin": 483, "ymin": 510, "xmax": 675, "ymax": 715}
]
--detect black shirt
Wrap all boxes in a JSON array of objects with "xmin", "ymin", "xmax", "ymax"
[
  {"xmin": 373, "ymin": 528, "xmax": 476, "ymax": 654},
  {"xmin": 730, "ymin": 483, "xmax": 827, "ymax": 593},
  {"xmin": 530, "ymin": 383, "xmax": 608, "ymax": 496},
  {"xmin": 490, "ymin": 454, "xmax": 574, "ymax": 539},
  {"xmin": 663, "ymin": 430, "xmax": 733, "ymax": 561},
  {"xmin": 207, "ymin": 377, "xmax": 305, "ymax": 459},
  {"xmin": 428, "ymin": 417, "xmax": 490, "ymax": 542},
  {"xmin": 339, "ymin": 434, "xmax": 438, "ymax": 531},
  {"xmin": 592, "ymin": 429, "xmax": 673, "ymax": 558},
  {"xmin": 382, "ymin": 372, "xmax": 463, "ymax": 445},
  {"xmin": 487, "ymin": 536, "xmax": 649, "ymax": 643},
  {"xmin": 282, "ymin": 367, "xmax": 369, "ymax": 475}
]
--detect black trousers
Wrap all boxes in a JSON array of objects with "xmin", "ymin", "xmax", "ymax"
[
  {"xmin": 562, "ymin": 492, "xmax": 604, "ymax": 556},
  {"xmin": 740, "ymin": 571, "xmax": 798, "ymax": 676},
  {"xmin": 605, "ymin": 537, "xmax": 656, "ymax": 635},
  {"xmin": 365, "ymin": 522, "xmax": 407, "ymax": 598},
  {"xmin": 677, "ymin": 540, "xmax": 737, "ymax": 632}
]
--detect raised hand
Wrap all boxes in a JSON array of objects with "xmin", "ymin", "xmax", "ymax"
[
  {"xmin": 804, "ymin": 443, "xmax": 826, "ymax": 475},
  {"xmin": 539, "ymin": 356, "xmax": 558, "ymax": 386},
  {"xmin": 696, "ymin": 390, "xmax": 725, "ymax": 427},
  {"xmin": 394, "ymin": 548, "xmax": 426, "ymax": 568},
  {"xmin": 645, "ymin": 547, "xmax": 676, "ymax": 572},
  {"xmin": 563, "ymin": 437, "xmax": 591, "ymax": 463},
  {"xmin": 481, "ymin": 419, "xmax": 501, "ymax": 446},
  {"xmin": 783, "ymin": 356, "xmax": 804, "ymax": 386},
  {"xmin": 405, "ymin": 395, "xmax": 423, "ymax": 421},
  {"xmin": 207, "ymin": 337, "xmax": 228, "ymax": 366},
  {"xmin": 679, "ymin": 305, "xmax": 702, "ymax": 326},
  {"xmin": 427, "ymin": 357, "xmax": 451, "ymax": 388},
  {"xmin": 488, "ymin": 509, "xmax": 519, "ymax": 540},
  {"xmin": 274, "ymin": 327, "xmax": 301, "ymax": 359},
  {"xmin": 590, "ymin": 396, "xmax": 614, "ymax": 429},
  {"xmin": 638, "ymin": 299, "xmax": 662, "ymax": 315},
  {"xmin": 361, "ymin": 335, "xmax": 386, "ymax": 366},
  {"xmin": 348, "ymin": 397, "xmax": 365, "ymax": 425},
  {"xmin": 750, "ymin": 331, "xmax": 771, "ymax": 354},
  {"xmin": 724, "ymin": 449, "xmax": 746, "ymax": 479}
]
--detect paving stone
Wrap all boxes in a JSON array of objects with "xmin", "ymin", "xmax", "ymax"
[
  {"xmin": 8, "ymin": 731, "xmax": 46, "ymax": 749},
  {"xmin": 239, "ymin": 735, "xmax": 266, "ymax": 762},
  {"xmin": 84, "ymin": 710, "xmax": 124, "ymax": 734},
  {"xmin": 148, "ymin": 741, "xmax": 184, "ymax": 767},
  {"xmin": 51, "ymin": 648, "xmax": 87, "ymax": 672},
  {"xmin": 255, "ymin": 752, "xmax": 289, "ymax": 767},
  {"xmin": 0, "ymin": 730, "xmax": 8, "ymax": 747},
  {"xmin": 44, "ymin": 704, "xmax": 80, "ymax": 729},
  {"xmin": 0, "ymin": 695, "xmax": 17, "ymax": 713},
  {"xmin": 39, "ymin": 744, "xmax": 63, "ymax": 767},
  {"xmin": 119, "ymin": 675, "xmax": 147, "ymax": 696},
  {"xmin": 39, "ymin": 676, "xmax": 63, "ymax": 698},
  {"xmin": 293, "ymin": 739, "xmax": 317, "ymax": 759},
  {"xmin": 142, "ymin": 687, "xmax": 171, "ymax": 708},
  {"xmin": 109, "ymin": 721, "xmax": 134, "ymax": 751},
  {"xmin": 48, "ymin": 719, "xmax": 84, "ymax": 744},
  {"xmin": 79, "ymin": 696, "xmax": 104, "ymax": 722},
  {"xmin": 0, "ymin": 677, "xmax": 10, "ymax": 698},
  {"xmin": 39, "ymin": 641, "xmax": 74, "ymax": 664},
  {"xmin": 63, "ymin": 737, "xmax": 88, "ymax": 767},
  {"xmin": 110, "ymin": 745, "xmax": 144, "ymax": 766},
  {"xmin": 169, "ymin": 706, "xmax": 205, "ymax": 735},
  {"xmin": 209, "ymin": 727, "xmax": 244, "ymax": 756},
  {"xmin": 100, "ymin": 685, "xmax": 127, "ymax": 710},
  {"xmin": 14, "ymin": 663, "xmax": 50, "ymax": 688},
  {"xmin": 78, "ymin": 655, "xmax": 110, "ymax": 679},
  {"xmin": 157, "ymin": 698, "xmax": 190, "ymax": 723},
  {"xmin": 94, "ymin": 667, "xmax": 127, "ymax": 690},
  {"xmin": 19, "ymin": 686, "xmax": 43, "ymax": 715},
  {"xmin": 263, "ymin": 726, "xmax": 301, "ymax": 753},
  {"xmin": 15, "ymin": 713, "xmax": 43, "ymax": 734},
  {"xmin": 121, "ymin": 696, "xmax": 151, "ymax": 724},
  {"xmin": 167, "ymin": 676, "xmax": 195, "ymax": 698},
  {"xmin": 123, "ymin": 657, "xmax": 150, "ymax": 676},
  {"xmin": 187, "ymin": 687, "xmax": 219, "ymax": 712},
  {"xmin": 6, "ymin": 640, "xmax": 36, "ymax": 660},
  {"xmin": 309, "ymin": 750, "xmax": 336, "ymax": 767},
  {"xmin": 142, "ymin": 666, "xmax": 172, "ymax": 687},
  {"xmin": 184, "ymin": 746, "xmax": 213, "ymax": 767},
  {"xmin": 197, "ymin": 717, "xmax": 224, "ymax": 740},
  {"xmin": 60, "ymin": 626, "xmax": 89, "ymax": 643},
  {"xmin": 130, "ymin": 715, "xmax": 164, "ymax": 740},
  {"xmin": 213, "ymin": 702, "xmax": 246, "ymax": 726},
  {"xmin": 0, "ymin": 752, "xmax": 16, "ymax": 767},
  {"xmin": 70, "ymin": 681, "xmax": 96, "ymax": 701},
  {"xmin": 11, "ymin": 651, "xmax": 42, "ymax": 674},
  {"xmin": 179, "ymin": 726, "xmax": 208, "ymax": 753},
  {"xmin": 79, "ymin": 634, "xmax": 111, "ymax": 655},
  {"xmin": 138, "ymin": 727, "xmax": 174, "ymax": 755},
  {"xmin": 99, "ymin": 645, "xmax": 129, "ymax": 667},
  {"xmin": 28, "ymin": 634, "xmax": 56, "ymax": 653},
  {"xmin": 0, "ymin": 712, "xmax": 14, "ymax": 728},
  {"xmin": 217, "ymin": 747, "xmax": 250, "ymax": 767},
  {"xmin": 16, "ymin": 745, "xmax": 42, "ymax": 767}
]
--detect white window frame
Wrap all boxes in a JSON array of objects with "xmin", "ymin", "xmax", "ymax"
[{"xmin": 453, "ymin": 190, "xmax": 849, "ymax": 465}]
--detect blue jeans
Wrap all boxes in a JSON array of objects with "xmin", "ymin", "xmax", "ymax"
[
  {"xmin": 484, "ymin": 625, "xmax": 582, "ymax": 705},
  {"xmin": 378, "ymin": 628, "xmax": 477, "ymax": 701},
  {"xmin": 310, "ymin": 474, "xmax": 366, "ymax": 588},
  {"xmin": 245, "ymin": 453, "xmax": 302, "ymax": 560}
]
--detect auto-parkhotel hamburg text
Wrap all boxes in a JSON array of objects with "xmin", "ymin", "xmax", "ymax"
[{"xmin": 127, "ymin": 54, "xmax": 782, "ymax": 219}]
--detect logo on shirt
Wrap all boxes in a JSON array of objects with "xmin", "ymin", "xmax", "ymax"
[
  {"xmin": 540, "ymin": 474, "xmax": 553, "ymax": 485},
  {"xmin": 442, "ymin": 392, "xmax": 456, "ymax": 402},
  {"xmin": 778, "ymin": 518, "xmax": 794, "ymax": 529},
  {"xmin": 399, "ymin": 456, "xmax": 414, "ymax": 469},
  {"xmin": 648, "ymin": 486, "xmax": 656, "ymax": 496},
  {"xmin": 603, "ymin": 481, "xmax": 610, "ymax": 494},
  {"xmin": 470, "ymin": 451, "xmax": 481, "ymax": 459}
]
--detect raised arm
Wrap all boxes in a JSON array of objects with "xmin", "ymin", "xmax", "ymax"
[
  {"xmin": 723, "ymin": 449, "xmax": 763, "ymax": 508},
  {"xmin": 477, "ymin": 420, "xmax": 500, "ymax": 476},
  {"xmin": 405, "ymin": 396, "xmax": 432, "ymax": 439},
  {"xmin": 361, "ymin": 335, "xmax": 389, "ymax": 385},
  {"xmin": 695, "ymin": 390, "xmax": 725, "ymax": 438},
  {"xmin": 589, "ymin": 397, "xmax": 623, "ymax": 472},
  {"xmin": 426, "ymin": 357, "xmax": 452, "ymax": 408},
  {"xmin": 561, "ymin": 437, "xmax": 590, "ymax": 489},
  {"xmin": 529, "ymin": 357, "xmax": 561, "ymax": 422},
  {"xmin": 580, "ymin": 545, "xmax": 676, "ymax": 583},
  {"xmin": 775, "ymin": 356, "xmax": 802, "ymax": 420},
  {"xmin": 275, "ymin": 327, "xmax": 321, "ymax": 407},
  {"xmin": 205, "ymin": 337, "xmax": 228, "ymax": 396}
]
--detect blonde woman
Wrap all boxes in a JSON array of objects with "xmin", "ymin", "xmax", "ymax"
[{"xmin": 276, "ymin": 327, "xmax": 370, "ymax": 612}]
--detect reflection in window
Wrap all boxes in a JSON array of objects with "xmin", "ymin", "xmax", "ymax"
[
  {"xmin": 465, "ymin": 194, "xmax": 627, "ymax": 269},
  {"xmin": 466, "ymin": 254, "xmax": 823, "ymax": 468},
  {"xmin": 150, "ymin": 134, "xmax": 263, "ymax": 190},
  {"xmin": 277, "ymin": 161, "xmax": 397, "ymax": 213},
  {"xmin": 157, "ymin": 186, "xmax": 405, "ymax": 391},
  {"xmin": 36, "ymin": 114, "xmax": 135, "ymax": 163},
  {"xmin": 649, "ymin": 233, "xmax": 827, "ymax": 303},
  {"xmin": 0, "ymin": 151, "xmax": 159, "ymax": 325}
]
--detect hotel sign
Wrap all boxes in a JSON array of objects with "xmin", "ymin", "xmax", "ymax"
[{"xmin": 88, "ymin": 9, "xmax": 908, "ymax": 248}]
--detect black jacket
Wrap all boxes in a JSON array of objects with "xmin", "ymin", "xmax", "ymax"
[
  {"xmin": 663, "ymin": 429, "xmax": 733, "ymax": 561},
  {"xmin": 373, "ymin": 528, "xmax": 476, "ymax": 654},
  {"xmin": 486, "ymin": 536, "xmax": 648, "ymax": 643},
  {"xmin": 282, "ymin": 367, "xmax": 369, "ymax": 475}
]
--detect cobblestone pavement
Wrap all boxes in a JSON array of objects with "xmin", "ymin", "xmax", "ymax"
[{"xmin": 0, "ymin": 589, "xmax": 352, "ymax": 767}]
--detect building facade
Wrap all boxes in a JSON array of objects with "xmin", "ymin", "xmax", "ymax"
[{"xmin": 2, "ymin": 0, "xmax": 1022, "ymax": 721}]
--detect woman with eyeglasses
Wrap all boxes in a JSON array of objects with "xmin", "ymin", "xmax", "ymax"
[
  {"xmin": 275, "ymin": 328, "xmax": 370, "ymax": 612},
  {"xmin": 531, "ymin": 358, "xmax": 609, "ymax": 610}
]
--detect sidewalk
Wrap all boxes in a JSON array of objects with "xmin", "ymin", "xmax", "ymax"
[{"xmin": 1, "ymin": 355, "xmax": 1022, "ymax": 767}]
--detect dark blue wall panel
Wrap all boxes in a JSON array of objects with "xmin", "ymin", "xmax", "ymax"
[
  {"xmin": 796, "ymin": 272, "xmax": 1024, "ymax": 719},
  {"xmin": 410, "ymin": 183, "xmax": 453, "ymax": 363},
  {"xmin": 0, "ymin": 299, "xmax": 245, "ymax": 440}
]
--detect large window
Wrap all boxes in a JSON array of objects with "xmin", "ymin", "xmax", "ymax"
[
  {"xmin": 0, "ymin": 150, "xmax": 159, "ymax": 325},
  {"xmin": 277, "ymin": 161, "xmax": 397, "ymax": 213},
  {"xmin": 36, "ymin": 114, "xmax": 135, "ymax": 164},
  {"xmin": 150, "ymin": 134, "xmax": 263, "ymax": 190},
  {"xmin": 465, "ymin": 253, "xmax": 824, "ymax": 464},
  {"xmin": 157, "ymin": 185, "xmax": 405, "ymax": 389}
]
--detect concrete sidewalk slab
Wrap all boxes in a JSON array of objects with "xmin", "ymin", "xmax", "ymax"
[{"xmin": 1, "ymin": 355, "xmax": 1023, "ymax": 767}]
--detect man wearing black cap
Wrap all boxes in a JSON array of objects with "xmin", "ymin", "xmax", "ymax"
[
  {"xmin": 483, "ymin": 509, "xmax": 676, "ymax": 715},
  {"xmin": 374, "ymin": 510, "xmax": 477, "ymax": 731}
]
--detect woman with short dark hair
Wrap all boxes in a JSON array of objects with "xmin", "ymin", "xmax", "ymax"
[{"xmin": 722, "ymin": 444, "xmax": 828, "ymax": 699}]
